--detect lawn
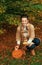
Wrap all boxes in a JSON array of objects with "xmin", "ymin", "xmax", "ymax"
[
  {"xmin": 0, "ymin": 23, "xmax": 42, "ymax": 65},
  {"xmin": 0, "ymin": 43, "xmax": 42, "ymax": 65}
]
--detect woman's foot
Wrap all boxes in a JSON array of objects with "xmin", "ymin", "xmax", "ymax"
[{"xmin": 30, "ymin": 49, "xmax": 35, "ymax": 56}]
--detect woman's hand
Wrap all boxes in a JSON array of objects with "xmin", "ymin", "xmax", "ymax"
[
  {"xmin": 15, "ymin": 45, "xmax": 20, "ymax": 50},
  {"xmin": 23, "ymin": 41, "xmax": 28, "ymax": 45}
]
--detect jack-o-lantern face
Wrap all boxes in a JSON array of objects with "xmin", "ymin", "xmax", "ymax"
[{"xmin": 12, "ymin": 49, "xmax": 23, "ymax": 58}]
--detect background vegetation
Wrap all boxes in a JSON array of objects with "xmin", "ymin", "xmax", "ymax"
[
  {"xmin": 0, "ymin": 0, "xmax": 42, "ymax": 26},
  {"xmin": 0, "ymin": 0, "xmax": 42, "ymax": 65}
]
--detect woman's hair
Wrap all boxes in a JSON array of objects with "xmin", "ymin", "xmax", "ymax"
[{"xmin": 21, "ymin": 14, "xmax": 28, "ymax": 19}]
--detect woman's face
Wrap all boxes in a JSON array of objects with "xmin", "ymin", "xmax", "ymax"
[{"xmin": 21, "ymin": 17, "xmax": 29, "ymax": 27}]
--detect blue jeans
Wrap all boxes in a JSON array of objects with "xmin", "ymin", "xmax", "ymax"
[{"xmin": 26, "ymin": 38, "xmax": 40, "ymax": 50}]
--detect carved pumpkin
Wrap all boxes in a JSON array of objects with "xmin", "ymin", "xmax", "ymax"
[{"xmin": 12, "ymin": 49, "xmax": 23, "ymax": 58}]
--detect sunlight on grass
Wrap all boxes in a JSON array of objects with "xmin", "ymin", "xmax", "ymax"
[
  {"xmin": 0, "ymin": 29, "xmax": 4, "ymax": 34},
  {"xmin": 0, "ymin": 46, "xmax": 42, "ymax": 65}
]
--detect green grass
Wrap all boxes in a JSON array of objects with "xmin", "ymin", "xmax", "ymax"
[{"xmin": 0, "ymin": 43, "xmax": 42, "ymax": 65}]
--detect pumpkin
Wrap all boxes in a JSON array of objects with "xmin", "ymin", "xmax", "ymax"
[{"xmin": 12, "ymin": 49, "xmax": 23, "ymax": 58}]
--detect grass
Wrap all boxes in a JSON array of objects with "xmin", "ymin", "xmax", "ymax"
[
  {"xmin": 0, "ymin": 43, "xmax": 42, "ymax": 65},
  {"xmin": 0, "ymin": 25, "xmax": 42, "ymax": 65}
]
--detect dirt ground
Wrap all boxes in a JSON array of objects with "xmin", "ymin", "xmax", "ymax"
[{"xmin": 0, "ymin": 23, "xmax": 42, "ymax": 53}]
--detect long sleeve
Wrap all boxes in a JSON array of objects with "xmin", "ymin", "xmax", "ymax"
[
  {"xmin": 30, "ymin": 24, "xmax": 35, "ymax": 40},
  {"xmin": 16, "ymin": 26, "xmax": 21, "ymax": 45},
  {"xmin": 27, "ymin": 24, "xmax": 35, "ymax": 44}
]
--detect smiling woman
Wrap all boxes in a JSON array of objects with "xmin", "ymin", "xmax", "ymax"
[{"xmin": 0, "ymin": 0, "xmax": 42, "ymax": 65}]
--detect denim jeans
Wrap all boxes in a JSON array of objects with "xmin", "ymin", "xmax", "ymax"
[{"xmin": 26, "ymin": 38, "xmax": 40, "ymax": 50}]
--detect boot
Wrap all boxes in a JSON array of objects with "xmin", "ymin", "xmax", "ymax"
[{"xmin": 30, "ymin": 49, "xmax": 35, "ymax": 56}]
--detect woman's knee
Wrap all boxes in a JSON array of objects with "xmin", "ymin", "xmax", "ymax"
[
  {"xmin": 32, "ymin": 38, "xmax": 40, "ymax": 46},
  {"xmin": 26, "ymin": 44, "xmax": 36, "ymax": 50}
]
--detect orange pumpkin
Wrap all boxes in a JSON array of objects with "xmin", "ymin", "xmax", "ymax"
[{"xmin": 12, "ymin": 49, "xmax": 23, "ymax": 58}]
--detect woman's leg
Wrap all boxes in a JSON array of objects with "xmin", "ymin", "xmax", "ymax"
[
  {"xmin": 32, "ymin": 38, "xmax": 40, "ymax": 46},
  {"xmin": 30, "ymin": 38, "xmax": 40, "ymax": 55},
  {"xmin": 26, "ymin": 44, "xmax": 36, "ymax": 56},
  {"xmin": 30, "ymin": 49, "xmax": 35, "ymax": 56}
]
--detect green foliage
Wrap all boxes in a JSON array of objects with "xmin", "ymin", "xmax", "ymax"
[
  {"xmin": 0, "ymin": 0, "xmax": 42, "ymax": 26},
  {"xmin": 4, "ymin": 14, "xmax": 20, "ymax": 25},
  {"xmin": 0, "ymin": 29, "xmax": 4, "ymax": 34},
  {"xmin": 0, "ymin": 3, "xmax": 6, "ymax": 14}
]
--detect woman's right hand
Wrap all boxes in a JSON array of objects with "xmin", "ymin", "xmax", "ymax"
[{"xmin": 15, "ymin": 45, "xmax": 19, "ymax": 50}]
